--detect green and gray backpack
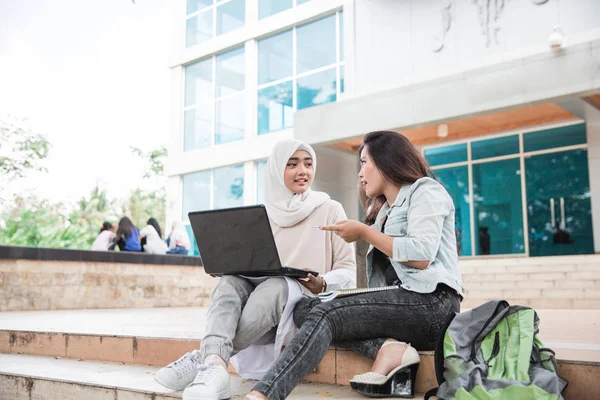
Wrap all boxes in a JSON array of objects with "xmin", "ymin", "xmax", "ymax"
[{"xmin": 425, "ymin": 300, "xmax": 568, "ymax": 400}]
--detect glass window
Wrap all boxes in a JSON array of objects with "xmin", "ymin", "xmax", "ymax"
[
  {"xmin": 436, "ymin": 167, "xmax": 472, "ymax": 256},
  {"xmin": 187, "ymin": 0, "xmax": 213, "ymax": 14},
  {"xmin": 258, "ymin": 81, "xmax": 293, "ymax": 135},
  {"xmin": 216, "ymin": 0, "xmax": 245, "ymax": 36},
  {"xmin": 472, "ymin": 135, "xmax": 519, "ymax": 160},
  {"xmin": 256, "ymin": 160, "xmax": 267, "ymax": 204},
  {"xmin": 297, "ymin": 0, "xmax": 311, "ymax": 4},
  {"xmin": 259, "ymin": 0, "xmax": 292, "ymax": 19},
  {"xmin": 523, "ymin": 123, "xmax": 587, "ymax": 153},
  {"xmin": 424, "ymin": 143, "xmax": 468, "ymax": 167},
  {"xmin": 215, "ymin": 95, "xmax": 245, "ymax": 145},
  {"xmin": 184, "ymin": 106, "xmax": 212, "ymax": 151},
  {"xmin": 214, "ymin": 164, "xmax": 245, "ymax": 209},
  {"xmin": 182, "ymin": 171, "xmax": 211, "ymax": 220},
  {"xmin": 258, "ymin": 30, "xmax": 293, "ymax": 85},
  {"xmin": 297, "ymin": 68, "xmax": 337, "ymax": 110},
  {"xmin": 472, "ymin": 158, "xmax": 524, "ymax": 255},
  {"xmin": 297, "ymin": 15, "xmax": 336, "ymax": 74},
  {"xmin": 216, "ymin": 47, "xmax": 245, "ymax": 97},
  {"xmin": 185, "ymin": 58, "xmax": 213, "ymax": 107},
  {"xmin": 186, "ymin": 10, "xmax": 213, "ymax": 47},
  {"xmin": 339, "ymin": 10, "xmax": 344, "ymax": 61},
  {"xmin": 185, "ymin": 224, "xmax": 199, "ymax": 256},
  {"xmin": 340, "ymin": 65, "xmax": 345, "ymax": 93}
]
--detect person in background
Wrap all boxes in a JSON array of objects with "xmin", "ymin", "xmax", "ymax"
[
  {"xmin": 91, "ymin": 221, "xmax": 116, "ymax": 251},
  {"xmin": 139, "ymin": 217, "xmax": 168, "ymax": 254},
  {"xmin": 166, "ymin": 221, "xmax": 191, "ymax": 255},
  {"xmin": 115, "ymin": 216, "xmax": 142, "ymax": 252}
]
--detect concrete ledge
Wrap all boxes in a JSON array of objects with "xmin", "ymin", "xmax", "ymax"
[
  {"xmin": 0, "ymin": 245, "xmax": 203, "ymax": 267},
  {"xmin": 0, "ymin": 259, "xmax": 217, "ymax": 311}
]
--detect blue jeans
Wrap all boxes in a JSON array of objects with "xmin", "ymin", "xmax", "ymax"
[
  {"xmin": 166, "ymin": 246, "xmax": 188, "ymax": 255},
  {"xmin": 252, "ymin": 285, "xmax": 460, "ymax": 400}
]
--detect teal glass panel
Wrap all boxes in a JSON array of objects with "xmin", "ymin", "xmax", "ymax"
[
  {"xmin": 258, "ymin": 81, "xmax": 293, "ymax": 135},
  {"xmin": 214, "ymin": 164, "xmax": 244, "ymax": 209},
  {"xmin": 472, "ymin": 135, "xmax": 519, "ymax": 160},
  {"xmin": 258, "ymin": 30, "xmax": 293, "ymax": 85},
  {"xmin": 216, "ymin": 47, "xmax": 245, "ymax": 97},
  {"xmin": 339, "ymin": 10, "xmax": 344, "ymax": 61},
  {"xmin": 259, "ymin": 0, "xmax": 292, "ymax": 19},
  {"xmin": 424, "ymin": 144, "xmax": 468, "ymax": 167},
  {"xmin": 523, "ymin": 123, "xmax": 587, "ymax": 153},
  {"xmin": 297, "ymin": 15, "xmax": 336, "ymax": 74},
  {"xmin": 472, "ymin": 158, "xmax": 524, "ymax": 255},
  {"xmin": 525, "ymin": 149, "xmax": 594, "ymax": 257},
  {"xmin": 185, "ymin": 224, "xmax": 200, "ymax": 256},
  {"xmin": 185, "ymin": 58, "xmax": 212, "ymax": 106},
  {"xmin": 340, "ymin": 65, "xmax": 345, "ymax": 93},
  {"xmin": 182, "ymin": 170, "xmax": 211, "ymax": 220},
  {"xmin": 435, "ymin": 167, "xmax": 472, "ymax": 256},
  {"xmin": 186, "ymin": 11, "xmax": 213, "ymax": 47},
  {"xmin": 297, "ymin": 68, "xmax": 336, "ymax": 110},
  {"xmin": 187, "ymin": 0, "xmax": 212, "ymax": 14},
  {"xmin": 215, "ymin": 95, "xmax": 245, "ymax": 145},
  {"xmin": 216, "ymin": 0, "xmax": 245, "ymax": 36},
  {"xmin": 256, "ymin": 160, "xmax": 267, "ymax": 204},
  {"xmin": 184, "ymin": 106, "xmax": 212, "ymax": 151}
]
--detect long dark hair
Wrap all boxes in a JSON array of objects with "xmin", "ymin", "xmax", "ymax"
[
  {"xmin": 147, "ymin": 217, "xmax": 163, "ymax": 239},
  {"xmin": 360, "ymin": 131, "xmax": 433, "ymax": 225},
  {"xmin": 99, "ymin": 221, "xmax": 112, "ymax": 234},
  {"xmin": 116, "ymin": 216, "xmax": 135, "ymax": 239}
]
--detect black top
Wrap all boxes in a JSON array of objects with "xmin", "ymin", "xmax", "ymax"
[{"xmin": 371, "ymin": 216, "xmax": 400, "ymax": 286}]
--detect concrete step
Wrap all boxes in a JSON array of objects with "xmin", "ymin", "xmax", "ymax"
[
  {"xmin": 0, "ymin": 354, "xmax": 427, "ymax": 400},
  {"xmin": 1, "ymin": 308, "xmax": 598, "ymax": 399}
]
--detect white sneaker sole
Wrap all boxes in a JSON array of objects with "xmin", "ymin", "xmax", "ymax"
[{"xmin": 182, "ymin": 388, "xmax": 232, "ymax": 400}]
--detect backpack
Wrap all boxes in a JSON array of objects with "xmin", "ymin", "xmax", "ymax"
[{"xmin": 425, "ymin": 300, "xmax": 568, "ymax": 400}]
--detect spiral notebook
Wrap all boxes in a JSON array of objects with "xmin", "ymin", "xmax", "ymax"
[{"xmin": 318, "ymin": 285, "xmax": 399, "ymax": 303}]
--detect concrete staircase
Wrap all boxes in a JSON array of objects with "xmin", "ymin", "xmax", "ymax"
[
  {"xmin": 1, "ymin": 308, "xmax": 598, "ymax": 400},
  {"xmin": 460, "ymin": 254, "xmax": 600, "ymax": 309}
]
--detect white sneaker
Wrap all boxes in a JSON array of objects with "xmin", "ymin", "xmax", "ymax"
[
  {"xmin": 154, "ymin": 350, "xmax": 202, "ymax": 390},
  {"xmin": 182, "ymin": 363, "xmax": 231, "ymax": 400}
]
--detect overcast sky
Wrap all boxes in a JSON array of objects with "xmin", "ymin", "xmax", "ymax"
[{"xmin": 0, "ymin": 0, "xmax": 173, "ymax": 203}]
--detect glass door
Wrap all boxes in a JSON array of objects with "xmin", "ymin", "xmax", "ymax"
[{"xmin": 525, "ymin": 149, "xmax": 594, "ymax": 257}]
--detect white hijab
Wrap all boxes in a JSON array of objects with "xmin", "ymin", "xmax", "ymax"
[{"xmin": 264, "ymin": 139, "xmax": 330, "ymax": 228}]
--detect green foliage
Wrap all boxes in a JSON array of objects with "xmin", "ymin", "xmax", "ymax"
[{"xmin": 0, "ymin": 117, "xmax": 50, "ymax": 181}]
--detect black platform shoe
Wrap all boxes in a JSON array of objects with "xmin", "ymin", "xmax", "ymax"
[{"xmin": 349, "ymin": 341, "xmax": 420, "ymax": 398}]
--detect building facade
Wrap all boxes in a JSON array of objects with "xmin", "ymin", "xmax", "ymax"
[{"xmin": 167, "ymin": 0, "xmax": 600, "ymax": 259}]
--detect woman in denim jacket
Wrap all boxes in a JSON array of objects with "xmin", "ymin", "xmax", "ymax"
[{"xmin": 244, "ymin": 131, "xmax": 464, "ymax": 400}]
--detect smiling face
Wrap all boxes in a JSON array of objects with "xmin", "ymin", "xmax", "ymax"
[
  {"xmin": 359, "ymin": 146, "xmax": 386, "ymax": 198},
  {"xmin": 284, "ymin": 149, "xmax": 314, "ymax": 194}
]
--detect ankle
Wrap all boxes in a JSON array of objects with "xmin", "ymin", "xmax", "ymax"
[
  {"xmin": 370, "ymin": 341, "xmax": 407, "ymax": 375},
  {"xmin": 204, "ymin": 354, "xmax": 227, "ymax": 368}
]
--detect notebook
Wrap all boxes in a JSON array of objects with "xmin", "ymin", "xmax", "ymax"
[{"xmin": 318, "ymin": 285, "xmax": 399, "ymax": 302}]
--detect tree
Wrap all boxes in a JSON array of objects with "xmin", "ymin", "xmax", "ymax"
[{"xmin": 0, "ymin": 116, "xmax": 50, "ymax": 199}]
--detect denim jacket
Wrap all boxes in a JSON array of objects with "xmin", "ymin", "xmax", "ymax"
[{"xmin": 366, "ymin": 177, "xmax": 464, "ymax": 296}]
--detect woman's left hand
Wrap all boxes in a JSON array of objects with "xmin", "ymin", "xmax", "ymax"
[
  {"xmin": 297, "ymin": 273, "xmax": 325, "ymax": 294},
  {"xmin": 320, "ymin": 220, "xmax": 367, "ymax": 243}
]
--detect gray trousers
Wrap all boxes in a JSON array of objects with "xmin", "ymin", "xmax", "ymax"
[{"xmin": 200, "ymin": 275, "xmax": 289, "ymax": 364}]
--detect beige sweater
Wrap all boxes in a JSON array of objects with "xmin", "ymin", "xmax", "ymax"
[{"xmin": 270, "ymin": 199, "xmax": 356, "ymax": 294}]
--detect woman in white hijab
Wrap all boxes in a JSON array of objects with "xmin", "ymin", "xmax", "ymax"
[{"xmin": 155, "ymin": 138, "xmax": 356, "ymax": 400}]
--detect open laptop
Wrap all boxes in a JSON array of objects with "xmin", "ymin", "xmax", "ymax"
[{"xmin": 188, "ymin": 205, "xmax": 318, "ymax": 278}]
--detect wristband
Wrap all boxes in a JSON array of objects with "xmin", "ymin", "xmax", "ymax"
[{"xmin": 321, "ymin": 277, "xmax": 327, "ymax": 293}]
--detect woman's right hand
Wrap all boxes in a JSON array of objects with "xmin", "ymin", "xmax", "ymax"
[{"xmin": 320, "ymin": 220, "xmax": 367, "ymax": 243}]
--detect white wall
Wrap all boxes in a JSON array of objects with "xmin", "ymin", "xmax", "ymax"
[
  {"xmin": 312, "ymin": 147, "xmax": 360, "ymax": 220},
  {"xmin": 585, "ymin": 103, "xmax": 600, "ymax": 253},
  {"xmin": 351, "ymin": 0, "xmax": 600, "ymax": 97}
]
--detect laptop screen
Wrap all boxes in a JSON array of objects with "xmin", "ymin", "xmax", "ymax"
[{"xmin": 188, "ymin": 205, "xmax": 282, "ymax": 275}]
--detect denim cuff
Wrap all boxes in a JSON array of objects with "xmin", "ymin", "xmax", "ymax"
[{"xmin": 200, "ymin": 338, "xmax": 231, "ymax": 364}]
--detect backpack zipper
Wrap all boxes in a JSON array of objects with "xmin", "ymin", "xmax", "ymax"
[{"xmin": 470, "ymin": 301, "xmax": 508, "ymax": 363}]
